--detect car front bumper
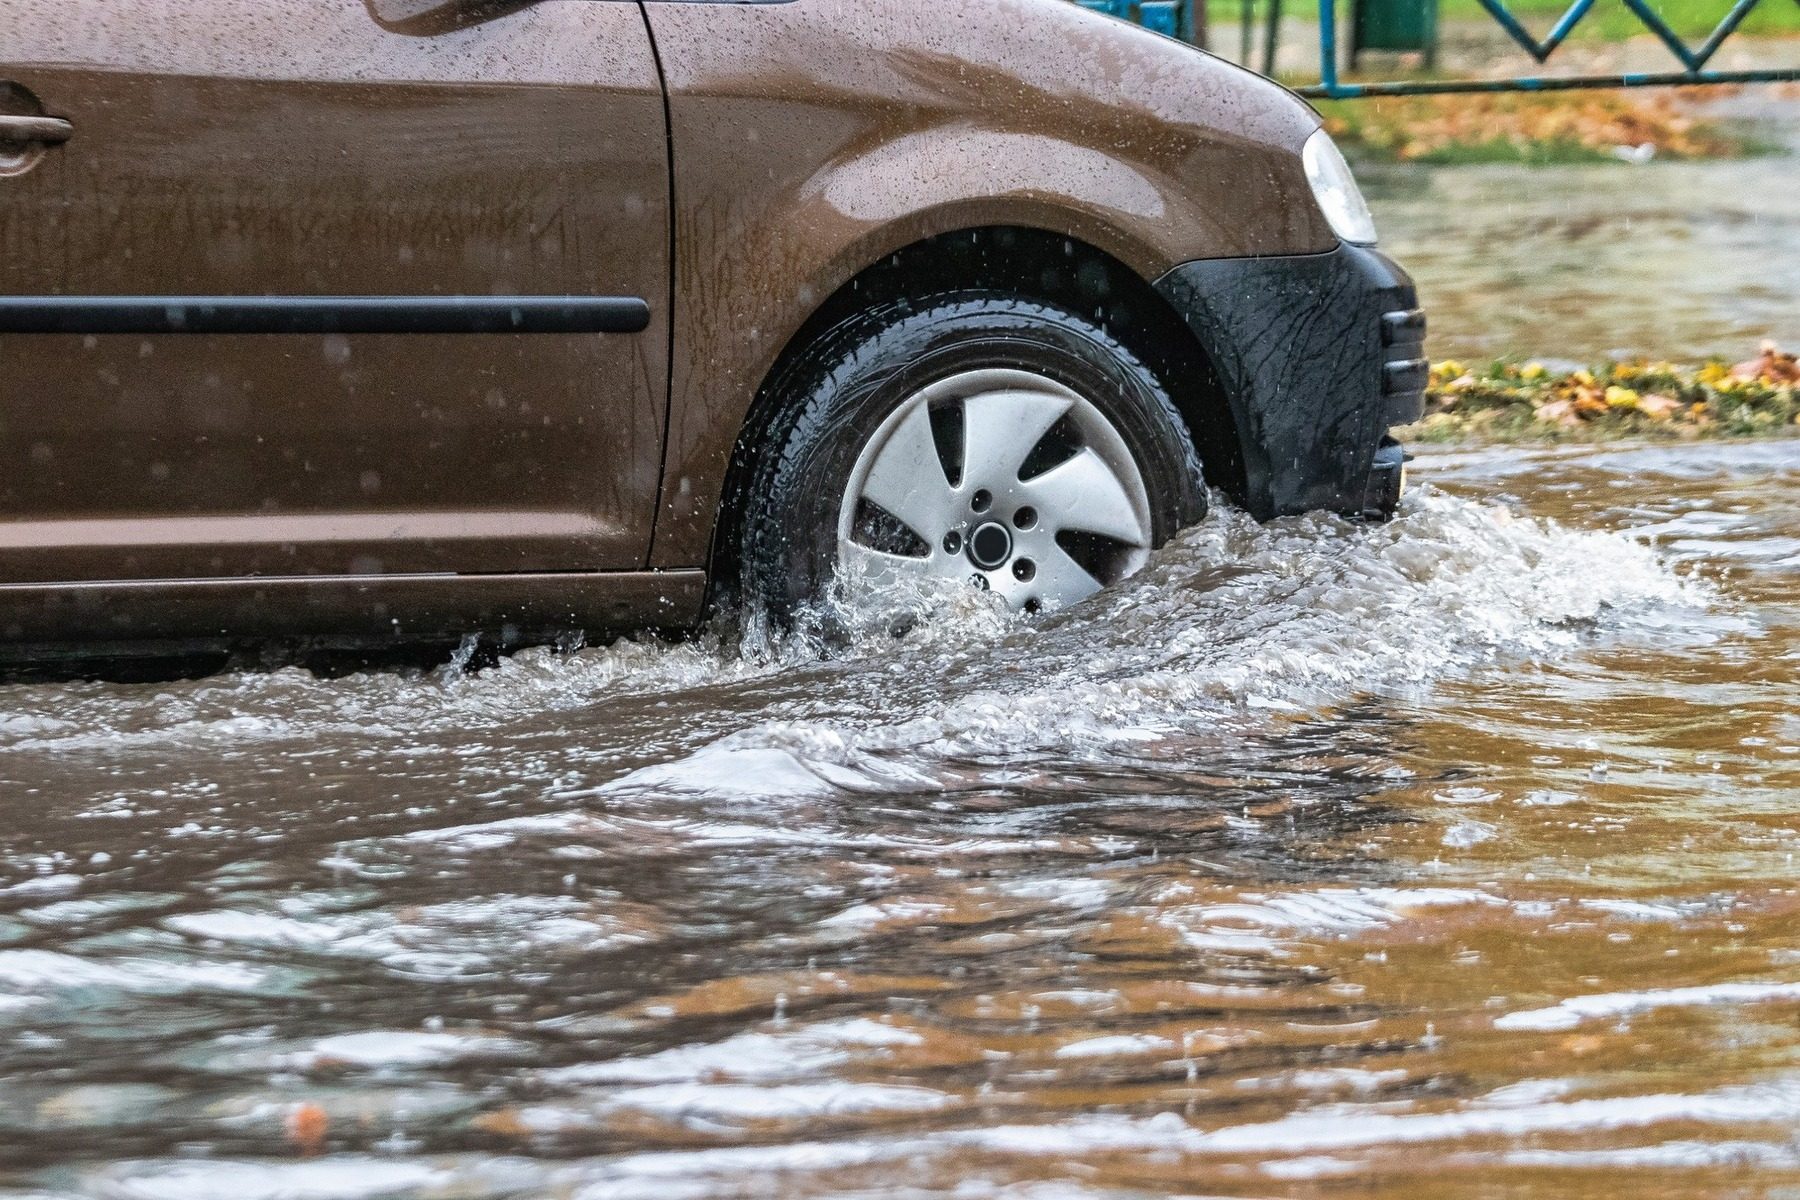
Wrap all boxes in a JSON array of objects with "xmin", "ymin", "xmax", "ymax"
[{"xmin": 1153, "ymin": 243, "xmax": 1425, "ymax": 521}]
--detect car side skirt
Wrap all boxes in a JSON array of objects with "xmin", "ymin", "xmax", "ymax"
[{"xmin": 0, "ymin": 570, "xmax": 707, "ymax": 658}]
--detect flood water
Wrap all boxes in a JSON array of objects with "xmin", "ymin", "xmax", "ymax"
[
  {"xmin": 1, "ymin": 439, "xmax": 1796, "ymax": 1197},
  {"xmin": 1371, "ymin": 150, "xmax": 1800, "ymax": 364},
  {"xmin": 1363, "ymin": 86, "xmax": 1800, "ymax": 366}
]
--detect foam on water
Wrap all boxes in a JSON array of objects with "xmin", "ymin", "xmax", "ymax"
[
  {"xmin": 78, "ymin": 1157, "xmax": 545, "ymax": 1200},
  {"xmin": 1494, "ymin": 980, "xmax": 1800, "ymax": 1031},
  {"xmin": 0, "ymin": 489, "xmax": 1703, "ymax": 776},
  {"xmin": 0, "ymin": 949, "xmax": 267, "ymax": 996},
  {"xmin": 545, "ymin": 1018, "xmax": 923, "ymax": 1086},
  {"xmin": 160, "ymin": 892, "xmax": 664, "ymax": 986}
]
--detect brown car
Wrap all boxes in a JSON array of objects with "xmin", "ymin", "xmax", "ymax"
[{"xmin": 0, "ymin": 0, "xmax": 1424, "ymax": 662}]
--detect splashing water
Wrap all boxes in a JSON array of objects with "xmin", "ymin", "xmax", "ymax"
[{"xmin": 602, "ymin": 485, "xmax": 1704, "ymax": 802}]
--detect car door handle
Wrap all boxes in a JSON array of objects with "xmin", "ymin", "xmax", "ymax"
[{"xmin": 0, "ymin": 115, "xmax": 73, "ymax": 146}]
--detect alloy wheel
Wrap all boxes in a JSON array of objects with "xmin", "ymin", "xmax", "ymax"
[{"xmin": 836, "ymin": 368, "xmax": 1154, "ymax": 613}]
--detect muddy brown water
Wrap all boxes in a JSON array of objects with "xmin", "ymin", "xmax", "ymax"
[{"xmin": 0, "ymin": 438, "xmax": 1795, "ymax": 1198}]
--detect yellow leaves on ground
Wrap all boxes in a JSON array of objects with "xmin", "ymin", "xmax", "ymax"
[
  {"xmin": 1410, "ymin": 343, "xmax": 1800, "ymax": 442},
  {"xmin": 1321, "ymin": 89, "xmax": 1743, "ymax": 163},
  {"xmin": 1732, "ymin": 340, "xmax": 1800, "ymax": 387}
]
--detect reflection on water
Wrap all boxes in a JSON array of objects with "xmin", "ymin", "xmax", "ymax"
[
  {"xmin": 1371, "ymin": 154, "xmax": 1800, "ymax": 363},
  {"xmin": 1, "ymin": 442, "xmax": 1797, "ymax": 1197}
]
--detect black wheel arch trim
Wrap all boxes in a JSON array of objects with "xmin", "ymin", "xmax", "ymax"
[{"xmin": 1152, "ymin": 243, "xmax": 1424, "ymax": 521}]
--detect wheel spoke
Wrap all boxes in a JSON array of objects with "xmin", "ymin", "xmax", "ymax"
[
  {"xmin": 858, "ymin": 403, "xmax": 954, "ymax": 541},
  {"xmin": 1019, "ymin": 447, "xmax": 1150, "ymax": 547},
  {"xmin": 1031, "ymin": 543, "xmax": 1106, "ymax": 611},
  {"xmin": 959, "ymin": 388, "xmax": 1073, "ymax": 488}
]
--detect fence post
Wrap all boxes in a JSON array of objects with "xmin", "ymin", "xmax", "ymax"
[
  {"xmin": 1189, "ymin": 0, "xmax": 1209, "ymax": 49},
  {"xmin": 1262, "ymin": 0, "xmax": 1284, "ymax": 75}
]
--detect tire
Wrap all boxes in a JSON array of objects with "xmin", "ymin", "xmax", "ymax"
[{"xmin": 740, "ymin": 292, "xmax": 1207, "ymax": 621}]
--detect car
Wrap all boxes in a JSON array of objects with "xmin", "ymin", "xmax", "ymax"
[{"xmin": 0, "ymin": 0, "xmax": 1424, "ymax": 664}]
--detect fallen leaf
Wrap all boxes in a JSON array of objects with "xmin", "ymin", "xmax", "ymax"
[
  {"xmin": 1572, "ymin": 391, "xmax": 1610, "ymax": 417},
  {"xmin": 1535, "ymin": 399, "xmax": 1583, "ymax": 428},
  {"xmin": 286, "ymin": 1102, "xmax": 329, "ymax": 1156},
  {"xmin": 1732, "ymin": 340, "xmax": 1800, "ymax": 385}
]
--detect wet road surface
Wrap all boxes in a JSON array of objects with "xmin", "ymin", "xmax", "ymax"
[
  {"xmin": 1372, "ymin": 149, "xmax": 1800, "ymax": 364},
  {"xmin": 1361, "ymin": 83, "xmax": 1800, "ymax": 366},
  {"xmin": 0, "ymin": 441, "xmax": 1797, "ymax": 1198}
]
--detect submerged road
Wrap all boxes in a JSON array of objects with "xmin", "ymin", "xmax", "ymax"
[{"xmin": 0, "ymin": 439, "xmax": 1795, "ymax": 1197}]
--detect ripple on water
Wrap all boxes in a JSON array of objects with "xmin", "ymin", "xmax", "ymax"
[{"xmin": 0, "ymin": 452, "xmax": 1794, "ymax": 1198}]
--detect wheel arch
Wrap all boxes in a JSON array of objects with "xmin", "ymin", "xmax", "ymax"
[{"xmin": 704, "ymin": 225, "xmax": 1248, "ymax": 611}]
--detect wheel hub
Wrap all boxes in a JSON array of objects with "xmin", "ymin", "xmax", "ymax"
[{"xmin": 966, "ymin": 521, "xmax": 1013, "ymax": 570}]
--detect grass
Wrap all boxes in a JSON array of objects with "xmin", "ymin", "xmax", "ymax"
[
  {"xmin": 1201, "ymin": 0, "xmax": 1800, "ymax": 40},
  {"xmin": 1398, "ymin": 343, "xmax": 1800, "ymax": 442}
]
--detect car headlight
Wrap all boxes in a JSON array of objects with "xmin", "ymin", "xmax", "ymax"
[{"xmin": 1303, "ymin": 129, "xmax": 1378, "ymax": 246}]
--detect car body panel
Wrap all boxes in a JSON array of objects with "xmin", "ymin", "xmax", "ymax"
[
  {"xmin": 0, "ymin": 0, "xmax": 670, "ymax": 586},
  {"xmin": 0, "ymin": 0, "xmax": 1417, "ymax": 660},
  {"xmin": 641, "ymin": 0, "xmax": 1334, "ymax": 568}
]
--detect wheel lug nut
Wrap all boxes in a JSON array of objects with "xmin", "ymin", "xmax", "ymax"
[
  {"xmin": 1013, "ymin": 506, "xmax": 1037, "ymax": 530},
  {"xmin": 971, "ymin": 489, "xmax": 992, "ymax": 514},
  {"xmin": 942, "ymin": 531, "xmax": 963, "ymax": 555},
  {"xmin": 1013, "ymin": 558, "xmax": 1036, "ymax": 582},
  {"xmin": 969, "ymin": 573, "xmax": 990, "ymax": 591}
]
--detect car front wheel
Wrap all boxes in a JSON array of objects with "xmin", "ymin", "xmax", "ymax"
[{"xmin": 740, "ymin": 293, "xmax": 1207, "ymax": 620}]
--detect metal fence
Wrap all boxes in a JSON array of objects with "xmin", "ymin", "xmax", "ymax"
[
  {"xmin": 1073, "ymin": 0, "xmax": 1800, "ymax": 97},
  {"xmin": 1075, "ymin": 0, "xmax": 1200, "ymax": 38}
]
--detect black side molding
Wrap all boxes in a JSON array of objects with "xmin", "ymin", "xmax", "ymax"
[{"xmin": 0, "ymin": 296, "xmax": 651, "ymax": 336}]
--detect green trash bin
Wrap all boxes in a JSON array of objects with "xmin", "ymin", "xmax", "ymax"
[{"xmin": 1351, "ymin": 0, "xmax": 1439, "ymax": 66}]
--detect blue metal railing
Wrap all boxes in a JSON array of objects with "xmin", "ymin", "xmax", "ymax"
[
  {"xmin": 1074, "ymin": 0, "xmax": 1198, "ymax": 40},
  {"xmin": 1309, "ymin": 0, "xmax": 1800, "ymax": 95},
  {"xmin": 1075, "ymin": 0, "xmax": 1800, "ymax": 97}
]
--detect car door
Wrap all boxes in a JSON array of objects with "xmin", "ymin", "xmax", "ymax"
[{"xmin": 0, "ymin": 0, "xmax": 669, "ymax": 587}]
